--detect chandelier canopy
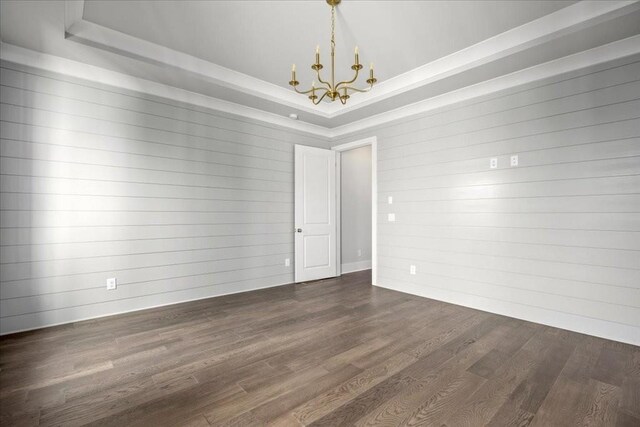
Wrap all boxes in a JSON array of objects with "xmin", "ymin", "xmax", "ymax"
[{"xmin": 289, "ymin": 0, "xmax": 377, "ymax": 105}]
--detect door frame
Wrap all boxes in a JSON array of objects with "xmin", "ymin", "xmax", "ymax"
[{"xmin": 332, "ymin": 136, "xmax": 377, "ymax": 285}]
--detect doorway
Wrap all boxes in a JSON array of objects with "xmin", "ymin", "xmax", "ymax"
[
  {"xmin": 333, "ymin": 137, "xmax": 377, "ymax": 285},
  {"xmin": 294, "ymin": 137, "xmax": 377, "ymax": 284}
]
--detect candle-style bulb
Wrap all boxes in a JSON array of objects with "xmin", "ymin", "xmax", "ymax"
[
  {"xmin": 316, "ymin": 45, "xmax": 320, "ymax": 54},
  {"xmin": 355, "ymin": 46, "xmax": 359, "ymax": 54},
  {"xmin": 370, "ymin": 62, "xmax": 373, "ymax": 70},
  {"xmin": 312, "ymin": 80, "xmax": 316, "ymax": 88},
  {"xmin": 292, "ymin": 64, "xmax": 296, "ymax": 72}
]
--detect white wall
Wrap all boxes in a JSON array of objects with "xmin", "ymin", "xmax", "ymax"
[
  {"xmin": 340, "ymin": 145, "xmax": 372, "ymax": 273},
  {"xmin": 332, "ymin": 54, "xmax": 640, "ymax": 345},
  {"xmin": 0, "ymin": 60, "xmax": 329, "ymax": 334}
]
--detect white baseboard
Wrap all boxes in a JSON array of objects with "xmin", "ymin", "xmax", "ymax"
[
  {"xmin": 0, "ymin": 278, "xmax": 291, "ymax": 336},
  {"xmin": 374, "ymin": 280, "xmax": 640, "ymax": 346},
  {"xmin": 341, "ymin": 260, "xmax": 372, "ymax": 274}
]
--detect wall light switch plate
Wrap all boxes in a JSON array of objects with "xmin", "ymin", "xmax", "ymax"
[
  {"xmin": 510, "ymin": 155, "xmax": 519, "ymax": 167},
  {"xmin": 388, "ymin": 196, "xmax": 393, "ymax": 204},
  {"xmin": 410, "ymin": 265, "xmax": 416, "ymax": 275},
  {"xmin": 106, "ymin": 277, "xmax": 117, "ymax": 290},
  {"xmin": 490, "ymin": 158, "xmax": 498, "ymax": 169},
  {"xmin": 357, "ymin": 249, "xmax": 362, "ymax": 257},
  {"xmin": 388, "ymin": 213, "xmax": 396, "ymax": 222},
  {"xmin": 285, "ymin": 258, "xmax": 290, "ymax": 267}
]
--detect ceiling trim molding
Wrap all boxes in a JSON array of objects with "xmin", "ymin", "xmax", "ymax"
[
  {"xmin": 332, "ymin": 0, "xmax": 640, "ymax": 115},
  {"xmin": 64, "ymin": 16, "xmax": 334, "ymax": 118},
  {"xmin": 327, "ymin": 34, "xmax": 640, "ymax": 139},
  {"xmin": 3, "ymin": 33, "xmax": 639, "ymax": 140},
  {"xmin": 0, "ymin": 42, "xmax": 330, "ymax": 138},
  {"xmin": 62, "ymin": 0, "xmax": 640, "ymax": 120},
  {"xmin": 63, "ymin": 0, "xmax": 84, "ymax": 31}
]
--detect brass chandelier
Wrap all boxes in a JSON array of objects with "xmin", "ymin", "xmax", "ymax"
[{"xmin": 289, "ymin": 0, "xmax": 377, "ymax": 105}]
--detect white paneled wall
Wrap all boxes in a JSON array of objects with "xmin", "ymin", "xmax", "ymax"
[
  {"xmin": 332, "ymin": 55, "xmax": 640, "ymax": 345},
  {"xmin": 0, "ymin": 61, "xmax": 329, "ymax": 334}
]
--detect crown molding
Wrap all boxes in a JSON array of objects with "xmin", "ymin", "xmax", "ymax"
[
  {"xmin": 62, "ymin": 0, "xmax": 640, "ymax": 120},
  {"xmin": 3, "ymin": 32, "xmax": 639, "ymax": 140},
  {"xmin": 64, "ymin": 0, "xmax": 84, "ymax": 31},
  {"xmin": 64, "ymin": 18, "xmax": 334, "ymax": 118},
  {"xmin": 326, "ymin": 34, "xmax": 640, "ymax": 139},
  {"xmin": 332, "ymin": 0, "xmax": 640, "ymax": 116},
  {"xmin": 4, "ymin": 0, "xmax": 640, "ymax": 140},
  {"xmin": 0, "ymin": 42, "xmax": 331, "ymax": 138}
]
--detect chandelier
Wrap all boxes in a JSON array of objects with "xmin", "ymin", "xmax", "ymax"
[{"xmin": 289, "ymin": 0, "xmax": 377, "ymax": 105}]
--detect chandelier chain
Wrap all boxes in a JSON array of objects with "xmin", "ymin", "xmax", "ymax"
[{"xmin": 331, "ymin": 6, "xmax": 336, "ymax": 51}]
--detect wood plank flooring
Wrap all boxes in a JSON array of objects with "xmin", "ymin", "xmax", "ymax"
[{"xmin": 1, "ymin": 270, "xmax": 638, "ymax": 426}]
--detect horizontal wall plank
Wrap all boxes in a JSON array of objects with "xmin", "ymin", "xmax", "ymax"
[
  {"xmin": 0, "ymin": 193, "xmax": 293, "ymax": 214},
  {"xmin": 360, "ymin": 59, "xmax": 640, "ymax": 144},
  {"xmin": 379, "ymin": 260, "xmax": 638, "ymax": 307},
  {"xmin": 380, "ymin": 138, "xmax": 640, "ymax": 181},
  {"xmin": 1, "ymin": 246, "xmax": 291, "ymax": 282},
  {"xmin": 1, "ymin": 157, "xmax": 292, "ymax": 192},
  {"xmin": 0, "ymin": 64, "xmax": 326, "ymax": 334},
  {"xmin": 0, "ymin": 210, "xmax": 292, "ymax": 228},
  {"xmin": 0, "ymin": 273, "xmax": 292, "ymax": 335},
  {"xmin": 378, "ymin": 175, "xmax": 640, "ymax": 201},
  {"xmin": 378, "ymin": 233, "xmax": 640, "ymax": 270},
  {"xmin": 379, "ymin": 118, "xmax": 640, "ymax": 171},
  {"xmin": 0, "ymin": 138, "xmax": 293, "ymax": 182},
  {"xmin": 378, "ymin": 157, "xmax": 640, "ymax": 192},
  {"xmin": 0, "ymin": 63, "xmax": 327, "ymax": 148},
  {"xmin": 0, "ymin": 233, "xmax": 293, "ymax": 264},
  {"xmin": 375, "ymin": 275, "xmax": 639, "ymax": 346},
  {"xmin": 377, "ymin": 212, "xmax": 640, "ymax": 231},
  {"xmin": 0, "ymin": 84, "xmax": 298, "ymax": 153},
  {"xmin": 377, "ymin": 245, "xmax": 640, "ymax": 289},
  {"xmin": 0, "ymin": 121, "xmax": 293, "ymax": 171},
  {"xmin": 378, "ymin": 223, "xmax": 640, "ymax": 251},
  {"xmin": 0, "ymin": 223, "xmax": 294, "ymax": 246},
  {"xmin": 377, "ymin": 78, "xmax": 640, "ymax": 151},
  {"xmin": 339, "ymin": 56, "xmax": 640, "ymax": 344},
  {"xmin": 0, "ymin": 174, "xmax": 293, "ymax": 202},
  {"xmin": 378, "ymin": 99, "xmax": 640, "ymax": 160},
  {"xmin": 377, "ymin": 265, "xmax": 640, "ymax": 327},
  {"xmin": 1, "ymin": 264, "xmax": 290, "ymax": 317},
  {"xmin": 0, "ymin": 103, "xmax": 296, "ymax": 162},
  {"xmin": 1, "ymin": 257, "xmax": 292, "ymax": 300}
]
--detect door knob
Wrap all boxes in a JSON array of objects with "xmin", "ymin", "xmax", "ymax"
[{"xmin": 296, "ymin": 228, "xmax": 302, "ymax": 233}]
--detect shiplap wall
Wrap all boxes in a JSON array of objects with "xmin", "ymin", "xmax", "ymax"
[
  {"xmin": 0, "ymin": 61, "xmax": 329, "ymax": 334},
  {"xmin": 332, "ymin": 55, "xmax": 640, "ymax": 345}
]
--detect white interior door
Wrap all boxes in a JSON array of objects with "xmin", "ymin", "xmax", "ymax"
[{"xmin": 294, "ymin": 145, "xmax": 337, "ymax": 282}]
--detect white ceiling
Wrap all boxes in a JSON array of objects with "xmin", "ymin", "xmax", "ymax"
[
  {"xmin": 81, "ymin": 0, "xmax": 575, "ymax": 88},
  {"xmin": 1, "ymin": 1, "xmax": 639, "ymax": 133}
]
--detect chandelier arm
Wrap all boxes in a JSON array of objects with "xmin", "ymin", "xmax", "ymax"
[
  {"xmin": 315, "ymin": 69, "xmax": 333, "ymax": 90},
  {"xmin": 335, "ymin": 69, "xmax": 360, "ymax": 90},
  {"xmin": 312, "ymin": 90, "xmax": 331, "ymax": 105},
  {"xmin": 342, "ymin": 84, "xmax": 374, "ymax": 94},
  {"xmin": 292, "ymin": 85, "xmax": 321, "ymax": 95}
]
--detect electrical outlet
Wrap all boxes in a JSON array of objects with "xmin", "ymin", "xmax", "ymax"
[
  {"xmin": 388, "ymin": 213, "xmax": 395, "ymax": 222},
  {"xmin": 510, "ymin": 155, "xmax": 519, "ymax": 167},
  {"xmin": 490, "ymin": 158, "xmax": 498, "ymax": 169},
  {"xmin": 388, "ymin": 196, "xmax": 393, "ymax": 204},
  {"xmin": 357, "ymin": 249, "xmax": 362, "ymax": 257},
  {"xmin": 410, "ymin": 265, "xmax": 416, "ymax": 275},
  {"xmin": 285, "ymin": 258, "xmax": 290, "ymax": 267},
  {"xmin": 106, "ymin": 277, "xmax": 117, "ymax": 290}
]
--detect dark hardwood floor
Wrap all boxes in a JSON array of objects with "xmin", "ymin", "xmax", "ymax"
[{"xmin": 1, "ymin": 270, "xmax": 638, "ymax": 426}]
